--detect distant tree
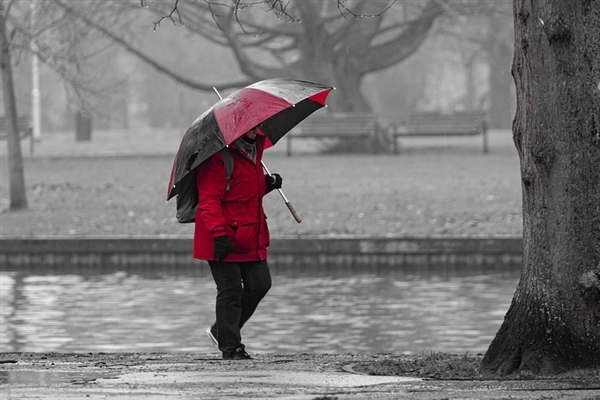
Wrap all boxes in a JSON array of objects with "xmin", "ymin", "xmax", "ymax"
[
  {"xmin": 57, "ymin": 1, "xmax": 512, "ymax": 122},
  {"xmin": 1, "ymin": 0, "xmax": 121, "ymax": 210},
  {"xmin": 482, "ymin": 0, "xmax": 600, "ymax": 374},
  {"xmin": 485, "ymin": 13, "xmax": 514, "ymax": 129},
  {"xmin": 446, "ymin": 5, "xmax": 514, "ymax": 128},
  {"xmin": 1, "ymin": 1, "xmax": 27, "ymax": 210},
  {"xmin": 55, "ymin": 1, "xmax": 251, "ymax": 93},
  {"xmin": 63, "ymin": 1, "xmax": 510, "ymax": 113},
  {"xmin": 138, "ymin": 0, "xmax": 450, "ymax": 112}
]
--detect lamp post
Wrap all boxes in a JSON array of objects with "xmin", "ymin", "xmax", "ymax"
[{"xmin": 31, "ymin": 0, "xmax": 41, "ymax": 142}]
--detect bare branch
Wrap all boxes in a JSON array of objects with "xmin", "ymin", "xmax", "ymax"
[
  {"xmin": 336, "ymin": 0, "xmax": 396, "ymax": 20},
  {"xmin": 263, "ymin": 0, "xmax": 299, "ymax": 22},
  {"xmin": 55, "ymin": 0, "xmax": 252, "ymax": 92},
  {"xmin": 141, "ymin": 0, "xmax": 185, "ymax": 30}
]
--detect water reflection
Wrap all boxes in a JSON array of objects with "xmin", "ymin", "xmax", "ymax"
[{"xmin": 0, "ymin": 267, "xmax": 518, "ymax": 354}]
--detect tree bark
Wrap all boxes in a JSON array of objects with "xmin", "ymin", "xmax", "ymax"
[
  {"xmin": 482, "ymin": 0, "xmax": 600, "ymax": 374},
  {"xmin": 0, "ymin": 4, "xmax": 28, "ymax": 211}
]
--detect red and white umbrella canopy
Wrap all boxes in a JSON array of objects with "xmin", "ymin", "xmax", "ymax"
[{"xmin": 167, "ymin": 78, "xmax": 333, "ymax": 200}]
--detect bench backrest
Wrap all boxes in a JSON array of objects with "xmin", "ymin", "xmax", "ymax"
[
  {"xmin": 407, "ymin": 111, "xmax": 486, "ymax": 135},
  {"xmin": 293, "ymin": 113, "xmax": 378, "ymax": 136},
  {"xmin": 0, "ymin": 116, "xmax": 32, "ymax": 133}
]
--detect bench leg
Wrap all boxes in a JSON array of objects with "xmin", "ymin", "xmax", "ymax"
[
  {"xmin": 392, "ymin": 136, "xmax": 399, "ymax": 154},
  {"xmin": 483, "ymin": 129, "xmax": 489, "ymax": 153}
]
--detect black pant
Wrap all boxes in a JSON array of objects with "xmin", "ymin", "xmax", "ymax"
[{"xmin": 208, "ymin": 260, "xmax": 272, "ymax": 354}]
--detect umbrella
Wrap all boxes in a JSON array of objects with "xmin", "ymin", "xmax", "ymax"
[{"xmin": 167, "ymin": 78, "xmax": 334, "ymax": 222}]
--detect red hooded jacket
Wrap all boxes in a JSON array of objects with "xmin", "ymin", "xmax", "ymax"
[{"xmin": 192, "ymin": 137, "xmax": 270, "ymax": 262}]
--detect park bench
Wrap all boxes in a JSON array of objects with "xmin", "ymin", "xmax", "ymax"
[
  {"xmin": 391, "ymin": 111, "xmax": 488, "ymax": 153},
  {"xmin": 286, "ymin": 113, "xmax": 385, "ymax": 156},
  {"xmin": 0, "ymin": 116, "xmax": 34, "ymax": 155}
]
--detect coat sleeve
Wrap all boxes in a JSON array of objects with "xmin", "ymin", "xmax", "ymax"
[{"xmin": 196, "ymin": 153, "xmax": 229, "ymax": 239}]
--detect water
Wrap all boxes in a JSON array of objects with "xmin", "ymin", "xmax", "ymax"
[{"xmin": 0, "ymin": 267, "xmax": 518, "ymax": 355}]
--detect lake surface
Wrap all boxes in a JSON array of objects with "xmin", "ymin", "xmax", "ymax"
[{"xmin": 0, "ymin": 266, "xmax": 519, "ymax": 355}]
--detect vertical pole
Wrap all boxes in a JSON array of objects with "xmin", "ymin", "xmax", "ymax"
[{"xmin": 31, "ymin": 0, "xmax": 41, "ymax": 143}]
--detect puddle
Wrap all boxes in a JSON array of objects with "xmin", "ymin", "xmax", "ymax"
[{"xmin": 0, "ymin": 370, "xmax": 119, "ymax": 385}]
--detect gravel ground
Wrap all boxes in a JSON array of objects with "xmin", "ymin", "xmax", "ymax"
[{"xmin": 1, "ymin": 353, "xmax": 599, "ymax": 400}]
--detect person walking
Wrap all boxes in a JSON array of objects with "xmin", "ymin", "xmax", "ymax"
[{"xmin": 193, "ymin": 125, "xmax": 283, "ymax": 360}]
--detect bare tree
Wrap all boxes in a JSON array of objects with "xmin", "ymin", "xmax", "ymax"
[
  {"xmin": 1, "ymin": 0, "xmax": 126, "ymax": 211},
  {"xmin": 438, "ymin": 4, "xmax": 514, "ymax": 128},
  {"xmin": 64, "ymin": 1, "xmax": 501, "ymax": 113},
  {"xmin": 138, "ymin": 0, "xmax": 449, "ymax": 112},
  {"xmin": 54, "ymin": 0, "xmax": 252, "ymax": 93},
  {"xmin": 1, "ymin": 1, "xmax": 27, "ymax": 210},
  {"xmin": 57, "ymin": 1, "xmax": 510, "ymax": 116},
  {"xmin": 482, "ymin": 0, "xmax": 600, "ymax": 374}
]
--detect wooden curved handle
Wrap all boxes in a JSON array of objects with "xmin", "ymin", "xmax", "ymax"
[{"xmin": 285, "ymin": 201, "xmax": 302, "ymax": 223}]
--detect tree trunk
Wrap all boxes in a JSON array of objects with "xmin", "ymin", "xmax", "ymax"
[
  {"xmin": 330, "ymin": 71, "xmax": 372, "ymax": 113},
  {"xmin": 0, "ymin": 5, "xmax": 28, "ymax": 211},
  {"xmin": 482, "ymin": 0, "xmax": 600, "ymax": 374}
]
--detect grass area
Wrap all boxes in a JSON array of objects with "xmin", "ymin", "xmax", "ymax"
[
  {"xmin": 0, "ymin": 132, "xmax": 523, "ymax": 237},
  {"xmin": 351, "ymin": 353, "xmax": 486, "ymax": 379},
  {"xmin": 350, "ymin": 352, "xmax": 600, "ymax": 382}
]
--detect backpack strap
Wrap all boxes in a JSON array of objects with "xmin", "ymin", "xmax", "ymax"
[{"xmin": 218, "ymin": 147, "xmax": 234, "ymax": 191}]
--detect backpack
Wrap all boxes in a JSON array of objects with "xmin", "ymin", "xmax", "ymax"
[{"xmin": 176, "ymin": 148, "xmax": 234, "ymax": 223}]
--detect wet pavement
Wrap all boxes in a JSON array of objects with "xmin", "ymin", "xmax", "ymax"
[{"xmin": 1, "ymin": 353, "xmax": 599, "ymax": 399}]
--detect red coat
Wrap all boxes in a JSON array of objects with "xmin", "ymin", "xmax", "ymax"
[{"xmin": 192, "ymin": 137, "xmax": 270, "ymax": 262}]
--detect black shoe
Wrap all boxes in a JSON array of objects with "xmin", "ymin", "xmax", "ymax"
[{"xmin": 223, "ymin": 347, "xmax": 252, "ymax": 360}]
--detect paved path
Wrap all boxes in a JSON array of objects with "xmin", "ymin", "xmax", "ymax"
[{"xmin": 1, "ymin": 353, "xmax": 599, "ymax": 399}]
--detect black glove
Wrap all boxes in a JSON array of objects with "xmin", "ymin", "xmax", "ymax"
[
  {"xmin": 265, "ymin": 173, "xmax": 283, "ymax": 192},
  {"xmin": 213, "ymin": 235, "xmax": 235, "ymax": 261}
]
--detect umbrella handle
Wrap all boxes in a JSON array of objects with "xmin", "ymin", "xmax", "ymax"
[
  {"xmin": 261, "ymin": 160, "xmax": 302, "ymax": 224},
  {"xmin": 284, "ymin": 199, "xmax": 302, "ymax": 224}
]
